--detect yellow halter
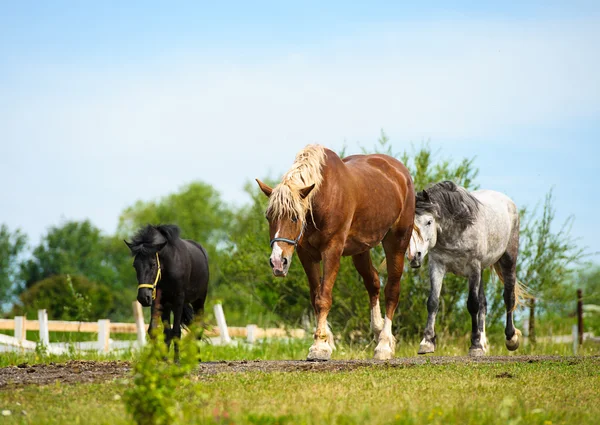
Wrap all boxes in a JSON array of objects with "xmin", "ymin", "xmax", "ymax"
[{"xmin": 137, "ymin": 252, "xmax": 162, "ymax": 300}]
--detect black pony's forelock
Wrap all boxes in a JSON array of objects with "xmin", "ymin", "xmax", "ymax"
[
  {"xmin": 126, "ymin": 224, "xmax": 181, "ymax": 255},
  {"xmin": 415, "ymin": 181, "xmax": 481, "ymax": 226}
]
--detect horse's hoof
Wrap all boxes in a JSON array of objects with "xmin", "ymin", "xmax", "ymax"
[
  {"xmin": 506, "ymin": 329, "xmax": 522, "ymax": 351},
  {"xmin": 418, "ymin": 339, "xmax": 435, "ymax": 355},
  {"xmin": 469, "ymin": 347, "xmax": 486, "ymax": 357},
  {"xmin": 373, "ymin": 346, "xmax": 394, "ymax": 360},
  {"xmin": 307, "ymin": 342, "xmax": 332, "ymax": 361}
]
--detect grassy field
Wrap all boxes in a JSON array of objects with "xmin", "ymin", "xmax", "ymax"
[{"xmin": 0, "ymin": 356, "xmax": 599, "ymax": 425}]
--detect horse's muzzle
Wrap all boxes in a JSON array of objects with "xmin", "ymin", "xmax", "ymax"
[
  {"xmin": 137, "ymin": 290, "xmax": 153, "ymax": 307},
  {"xmin": 410, "ymin": 259, "xmax": 422, "ymax": 269}
]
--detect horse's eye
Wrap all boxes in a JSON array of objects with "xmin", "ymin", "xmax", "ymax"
[
  {"xmin": 427, "ymin": 220, "xmax": 432, "ymax": 226},
  {"xmin": 291, "ymin": 217, "xmax": 298, "ymax": 223}
]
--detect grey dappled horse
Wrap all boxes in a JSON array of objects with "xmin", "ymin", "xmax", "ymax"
[{"xmin": 407, "ymin": 181, "xmax": 525, "ymax": 356}]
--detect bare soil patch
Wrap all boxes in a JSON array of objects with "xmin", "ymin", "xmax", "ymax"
[{"xmin": 1, "ymin": 355, "xmax": 596, "ymax": 388}]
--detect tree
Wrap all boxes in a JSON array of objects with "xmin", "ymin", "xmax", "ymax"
[
  {"xmin": 13, "ymin": 274, "xmax": 113, "ymax": 321},
  {"xmin": 18, "ymin": 220, "xmax": 119, "ymax": 291},
  {"xmin": 0, "ymin": 224, "xmax": 27, "ymax": 309},
  {"xmin": 517, "ymin": 190, "xmax": 590, "ymax": 340},
  {"xmin": 117, "ymin": 181, "xmax": 232, "ymax": 253}
]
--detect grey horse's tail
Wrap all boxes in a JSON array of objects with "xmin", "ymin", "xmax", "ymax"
[{"xmin": 492, "ymin": 264, "xmax": 533, "ymax": 312}]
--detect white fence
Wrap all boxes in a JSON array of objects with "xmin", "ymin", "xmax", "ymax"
[{"xmin": 0, "ymin": 302, "xmax": 306, "ymax": 355}]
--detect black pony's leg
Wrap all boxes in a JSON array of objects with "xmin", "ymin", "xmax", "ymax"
[
  {"xmin": 172, "ymin": 294, "xmax": 185, "ymax": 363},
  {"xmin": 467, "ymin": 268, "xmax": 485, "ymax": 356},
  {"xmin": 148, "ymin": 291, "xmax": 162, "ymax": 340},
  {"xmin": 161, "ymin": 306, "xmax": 172, "ymax": 350}
]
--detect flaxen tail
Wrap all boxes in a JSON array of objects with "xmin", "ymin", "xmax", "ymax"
[{"xmin": 491, "ymin": 264, "xmax": 533, "ymax": 312}]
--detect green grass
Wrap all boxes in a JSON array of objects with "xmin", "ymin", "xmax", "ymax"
[
  {"xmin": 0, "ymin": 358, "xmax": 598, "ymax": 424},
  {"xmin": 1, "ymin": 335, "xmax": 599, "ymax": 368}
]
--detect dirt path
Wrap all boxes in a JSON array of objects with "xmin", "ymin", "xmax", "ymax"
[{"xmin": 1, "ymin": 356, "xmax": 597, "ymax": 388}]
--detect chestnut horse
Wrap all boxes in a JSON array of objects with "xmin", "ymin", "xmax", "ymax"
[{"xmin": 256, "ymin": 145, "xmax": 415, "ymax": 360}]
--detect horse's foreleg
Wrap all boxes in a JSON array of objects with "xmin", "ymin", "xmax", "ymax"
[
  {"xmin": 161, "ymin": 306, "xmax": 172, "ymax": 350},
  {"xmin": 148, "ymin": 289, "xmax": 162, "ymax": 340},
  {"xmin": 467, "ymin": 269, "xmax": 485, "ymax": 356},
  {"xmin": 307, "ymin": 246, "xmax": 342, "ymax": 361},
  {"xmin": 171, "ymin": 294, "xmax": 185, "ymax": 363},
  {"xmin": 418, "ymin": 262, "xmax": 445, "ymax": 354},
  {"xmin": 352, "ymin": 251, "xmax": 383, "ymax": 339}
]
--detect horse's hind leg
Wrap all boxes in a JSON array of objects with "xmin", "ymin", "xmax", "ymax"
[
  {"xmin": 478, "ymin": 270, "xmax": 489, "ymax": 353},
  {"xmin": 497, "ymin": 246, "xmax": 521, "ymax": 351},
  {"xmin": 352, "ymin": 251, "xmax": 384, "ymax": 340}
]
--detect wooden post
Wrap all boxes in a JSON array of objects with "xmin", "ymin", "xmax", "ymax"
[
  {"xmin": 213, "ymin": 303, "xmax": 231, "ymax": 344},
  {"xmin": 133, "ymin": 301, "xmax": 146, "ymax": 348},
  {"xmin": 529, "ymin": 298, "xmax": 536, "ymax": 345},
  {"xmin": 577, "ymin": 289, "xmax": 584, "ymax": 346},
  {"xmin": 572, "ymin": 325, "xmax": 578, "ymax": 355},
  {"xmin": 247, "ymin": 324, "xmax": 257, "ymax": 344},
  {"xmin": 38, "ymin": 309, "xmax": 50, "ymax": 348},
  {"xmin": 14, "ymin": 316, "xmax": 27, "ymax": 343},
  {"xmin": 98, "ymin": 319, "xmax": 110, "ymax": 353}
]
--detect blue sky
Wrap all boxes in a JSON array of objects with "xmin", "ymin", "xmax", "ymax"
[{"xmin": 1, "ymin": 1, "xmax": 599, "ymax": 262}]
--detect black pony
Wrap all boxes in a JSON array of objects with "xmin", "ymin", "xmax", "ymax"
[{"xmin": 125, "ymin": 224, "xmax": 209, "ymax": 359}]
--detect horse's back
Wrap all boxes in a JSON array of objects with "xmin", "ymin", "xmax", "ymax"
[
  {"xmin": 318, "ymin": 152, "xmax": 414, "ymax": 255},
  {"xmin": 472, "ymin": 190, "xmax": 519, "ymax": 263}
]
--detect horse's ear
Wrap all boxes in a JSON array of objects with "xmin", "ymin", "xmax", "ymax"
[
  {"xmin": 422, "ymin": 190, "xmax": 431, "ymax": 202},
  {"xmin": 256, "ymin": 179, "xmax": 273, "ymax": 197},
  {"xmin": 154, "ymin": 241, "xmax": 168, "ymax": 252},
  {"xmin": 299, "ymin": 184, "xmax": 315, "ymax": 200},
  {"xmin": 124, "ymin": 240, "xmax": 134, "ymax": 251}
]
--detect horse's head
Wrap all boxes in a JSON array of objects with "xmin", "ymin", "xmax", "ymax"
[
  {"xmin": 124, "ymin": 239, "xmax": 167, "ymax": 307},
  {"xmin": 256, "ymin": 179, "xmax": 314, "ymax": 277},
  {"xmin": 409, "ymin": 190, "xmax": 439, "ymax": 268}
]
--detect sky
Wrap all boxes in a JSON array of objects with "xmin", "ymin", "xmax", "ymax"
[{"xmin": 1, "ymin": 1, "xmax": 599, "ymax": 262}]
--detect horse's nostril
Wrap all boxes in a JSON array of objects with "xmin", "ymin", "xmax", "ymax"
[
  {"xmin": 283, "ymin": 257, "xmax": 288, "ymax": 266},
  {"xmin": 269, "ymin": 258, "xmax": 275, "ymax": 268}
]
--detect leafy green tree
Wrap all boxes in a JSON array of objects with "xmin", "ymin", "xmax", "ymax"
[
  {"xmin": 0, "ymin": 224, "xmax": 27, "ymax": 309},
  {"xmin": 117, "ymin": 182, "xmax": 232, "ymax": 254},
  {"xmin": 13, "ymin": 274, "xmax": 113, "ymax": 321},
  {"xmin": 18, "ymin": 220, "xmax": 119, "ymax": 290},
  {"xmin": 517, "ymin": 190, "xmax": 590, "ymax": 339}
]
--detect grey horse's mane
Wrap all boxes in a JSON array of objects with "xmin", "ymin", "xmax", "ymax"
[{"xmin": 415, "ymin": 181, "xmax": 481, "ymax": 226}]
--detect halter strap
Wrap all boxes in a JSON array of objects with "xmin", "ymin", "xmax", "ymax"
[
  {"xmin": 270, "ymin": 222, "xmax": 305, "ymax": 247},
  {"xmin": 137, "ymin": 252, "xmax": 162, "ymax": 300}
]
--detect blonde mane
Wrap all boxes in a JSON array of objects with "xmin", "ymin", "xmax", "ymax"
[{"xmin": 267, "ymin": 144, "xmax": 327, "ymax": 222}]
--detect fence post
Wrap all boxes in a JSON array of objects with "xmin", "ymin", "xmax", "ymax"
[
  {"xmin": 14, "ymin": 316, "xmax": 27, "ymax": 343},
  {"xmin": 133, "ymin": 301, "xmax": 146, "ymax": 348},
  {"xmin": 38, "ymin": 309, "xmax": 50, "ymax": 348},
  {"xmin": 213, "ymin": 303, "xmax": 231, "ymax": 344},
  {"xmin": 98, "ymin": 319, "xmax": 110, "ymax": 353},
  {"xmin": 529, "ymin": 298, "xmax": 536, "ymax": 345},
  {"xmin": 577, "ymin": 289, "xmax": 584, "ymax": 346},
  {"xmin": 247, "ymin": 324, "xmax": 257, "ymax": 344},
  {"xmin": 572, "ymin": 324, "xmax": 578, "ymax": 355}
]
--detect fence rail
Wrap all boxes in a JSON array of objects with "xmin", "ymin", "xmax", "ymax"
[{"xmin": 0, "ymin": 302, "xmax": 306, "ymax": 355}]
